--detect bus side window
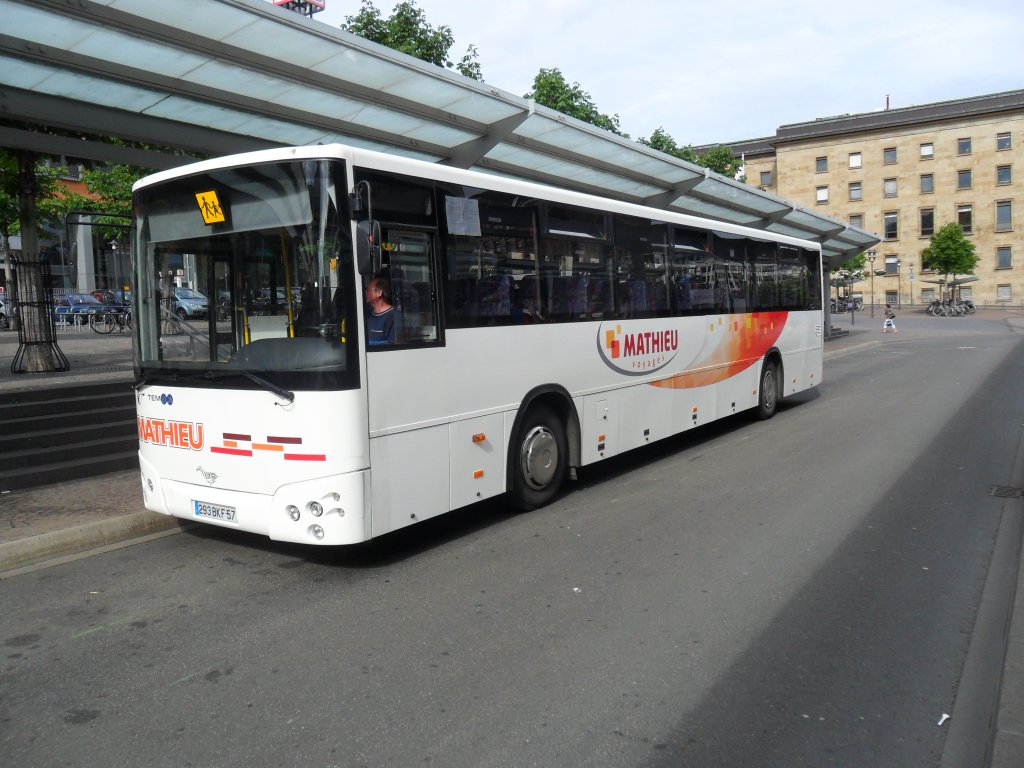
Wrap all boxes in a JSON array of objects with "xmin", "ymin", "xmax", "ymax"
[{"xmin": 385, "ymin": 231, "xmax": 439, "ymax": 344}]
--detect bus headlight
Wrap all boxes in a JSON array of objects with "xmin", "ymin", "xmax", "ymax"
[
  {"xmin": 309, "ymin": 524, "xmax": 325, "ymax": 540},
  {"xmin": 308, "ymin": 501, "xmax": 324, "ymax": 517},
  {"xmin": 286, "ymin": 505, "xmax": 300, "ymax": 521}
]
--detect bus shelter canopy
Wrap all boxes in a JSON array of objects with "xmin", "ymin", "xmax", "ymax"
[{"xmin": 0, "ymin": 0, "xmax": 879, "ymax": 268}]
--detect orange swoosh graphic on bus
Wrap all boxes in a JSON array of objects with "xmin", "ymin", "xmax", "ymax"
[{"xmin": 651, "ymin": 312, "xmax": 788, "ymax": 389}]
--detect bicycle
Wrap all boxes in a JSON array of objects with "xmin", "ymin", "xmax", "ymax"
[{"xmin": 90, "ymin": 309, "xmax": 132, "ymax": 334}]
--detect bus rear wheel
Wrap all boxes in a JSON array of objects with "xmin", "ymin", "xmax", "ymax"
[
  {"xmin": 509, "ymin": 405, "xmax": 566, "ymax": 511},
  {"xmin": 756, "ymin": 359, "xmax": 780, "ymax": 420}
]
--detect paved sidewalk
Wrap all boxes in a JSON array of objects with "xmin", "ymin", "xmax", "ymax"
[
  {"xmin": 0, "ymin": 310, "xmax": 1023, "ymax": 768},
  {"xmin": 0, "ymin": 327, "xmax": 181, "ymax": 572}
]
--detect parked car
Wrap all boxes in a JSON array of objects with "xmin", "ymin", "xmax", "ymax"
[
  {"xmin": 92, "ymin": 289, "xmax": 132, "ymax": 307},
  {"xmin": 0, "ymin": 296, "xmax": 12, "ymax": 329},
  {"xmin": 53, "ymin": 293, "xmax": 108, "ymax": 323},
  {"xmin": 173, "ymin": 287, "xmax": 208, "ymax": 319}
]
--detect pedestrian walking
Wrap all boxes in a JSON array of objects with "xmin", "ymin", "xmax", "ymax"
[{"xmin": 882, "ymin": 304, "xmax": 897, "ymax": 333}]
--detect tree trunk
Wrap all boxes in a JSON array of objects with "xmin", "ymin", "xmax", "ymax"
[
  {"xmin": 1, "ymin": 230, "xmax": 14, "ymax": 331},
  {"xmin": 16, "ymin": 150, "xmax": 59, "ymax": 372}
]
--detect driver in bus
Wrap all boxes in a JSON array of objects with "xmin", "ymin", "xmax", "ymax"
[{"xmin": 364, "ymin": 276, "xmax": 397, "ymax": 345}]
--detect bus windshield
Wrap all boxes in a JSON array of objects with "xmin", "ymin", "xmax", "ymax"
[{"xmin": 133, "ymin": 158, "xmax": 359, "ymax": 391}]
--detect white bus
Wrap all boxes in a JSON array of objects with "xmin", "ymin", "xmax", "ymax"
[{"xmin": 132, "ymin": 144, "xmax": 824, "ymax": 545}]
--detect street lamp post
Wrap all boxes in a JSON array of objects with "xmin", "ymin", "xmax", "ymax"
[
  {"xmin": 896, "ymin": 257, "xmax": 902, "ymax": 310},
  {"xmin": 867, "ymin": 250, "xmax": 876, "ymax": 318}
]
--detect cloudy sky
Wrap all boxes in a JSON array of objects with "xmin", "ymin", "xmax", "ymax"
[{"xmin": 304, "ymin": 0, "xmax": 1023, "ymax": 146}]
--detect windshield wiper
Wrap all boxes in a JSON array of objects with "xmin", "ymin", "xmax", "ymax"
[{"xmin": 202, "ymin": 369, "xmax": 295, "ymax": 404}]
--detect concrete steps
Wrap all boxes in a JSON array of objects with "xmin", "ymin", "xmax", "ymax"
[{"xmin": 0, "ymin": 380, "xmax": 138, "ymax": 491}]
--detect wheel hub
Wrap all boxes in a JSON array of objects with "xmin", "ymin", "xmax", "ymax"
[{"xmin": 520, "ymin": 426, "xmax": 557, "ymax": 490}]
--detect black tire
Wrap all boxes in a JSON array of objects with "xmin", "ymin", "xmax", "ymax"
[
  {"xmin": 508, "ymin": 405, "xmax": 567, "ymax": 511},
  {"xmin": 176, "ymin": 307, "xmax": 188, "ymax": 320},
  {"xmin": 90, "ymin": 313, "xmax": 115, "ymax": 334},
  {"xmin": 756, "ymin": 359, "xmax": 780, "ymax": 420}
]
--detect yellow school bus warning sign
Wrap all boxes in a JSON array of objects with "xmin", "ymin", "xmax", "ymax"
[{"xmin": 195, "ymin": 191, "xmax": 225, "ymax": 224}]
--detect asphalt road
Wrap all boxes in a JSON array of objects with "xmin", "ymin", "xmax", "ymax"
[{"xmin": 2, "ymin": 326, "xmax": 1023, "ymax": 768}]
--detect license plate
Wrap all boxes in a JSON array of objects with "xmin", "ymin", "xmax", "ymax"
[{"xmin": 193, "ymin": 500, "xmax": 237, "ymax": 523}]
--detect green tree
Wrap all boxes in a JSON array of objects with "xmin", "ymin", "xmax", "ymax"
[
  {"xmin": 525, "ymin": 68, "xmax": 625, "ymax": 137},
  {"xmin": 638, "ymin": 127, "xmax": 743, "ymax": 178},
  {"xmin": 921, "ymin": 222, "xmax": 978, "ymax": 290},
  {"xmin": 54, "ymin": 163, "xmax": 145, "ymax": 242},
  {"xmin": 1, "ymin": 149, "xmax": 66, "ymax": 339},
  {"xmin": 342, "ymin": 0, "xmax": 482, "ymax": 80}
]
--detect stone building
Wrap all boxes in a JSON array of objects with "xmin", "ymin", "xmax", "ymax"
[{"xmin": 731, "ymin": 90, "xmax": 1024, "ymax": 308}]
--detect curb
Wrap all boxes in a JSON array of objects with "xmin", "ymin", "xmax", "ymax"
[{"xmin": 0, "ymin": 511, "xmax": 188, "ymax": 572}]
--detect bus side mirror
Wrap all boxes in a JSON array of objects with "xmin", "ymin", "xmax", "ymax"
[{"xmin": 356, "ymin": 220, "xmax": 382, "ymax": 275}]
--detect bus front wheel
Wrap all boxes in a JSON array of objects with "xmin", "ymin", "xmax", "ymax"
[
  {"xmin": 756, "ymin": 359, "xmax": 780, "ymax": 420},
  {"xmin": 509, "ymin": 405, "xmax": 566, "ymax": 511}
]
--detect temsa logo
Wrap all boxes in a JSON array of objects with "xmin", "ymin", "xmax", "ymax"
[
  {"xmin": 599, "ymin": 323, "xmax": 679, "ymax": 375},
  {"xmin": 138, "ymin": 417, "xmax": 205, "ymax": 451}
]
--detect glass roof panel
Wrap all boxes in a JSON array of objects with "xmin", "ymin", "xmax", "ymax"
[
  {"xmin": 0, "ymin": 55, "xmax": 64, "ymax": 91},
  {"xmin": 438, "ymin": 93, "xmax": 526, "ymax": 124},
  {"xmin": 111, "ymin": 0, "xmax": 257, "ymax": 42},
  {"xmin": 144, "ymin": 97, "xmax": 329, "ymax": 145},
  {"xmin": 668, "ymin": 198, "xmax": 762, "ymax": 226},
  {"xmin": 402, "ymin": 123, "xmax": 479, "ymax": 147},
  {"xmin": 4, "ymin": 3, "xmax": 94, "ymax": 49},
  {"xmin": 692, "ymin": 177, "xmax": 788, "ymax": 216},
  {"xmin": 345, "ymin": 104, "xmax": 432, "ymax": 136},
  {"xmin": 70, "ymin": 28, "xmax": 208, "ymax": 79},
  {"xmin": 268, "ymin": 86, "xmax": 366, "ymax": 122},
  {"xmin": 220, "ymin": 22, "xmax": 350, "ymax": 67},
  {"xmin": 513, "ymin": 116, "xmax": 702, "ymax": 185},
  {"xmin": 19, "ymin": 65, "xmax": 170, "ymax": 113},
  {"xmin": 184, "ymin": 60, "xmax": 299, "ymax": 101},
  {"xmin": 486, "ymin": 144, "xmax": 649, "ymax": 193},
  {"xmin": 381, "ymin": 77, "xmax": 478, "ymax": 112},
  {"xmin": 765, "ymin": 222, "xmax": 818, "ymax": 240},
  {"xmin": 310, "ymin": 49, "xmax": 411, "ymax": 93}
]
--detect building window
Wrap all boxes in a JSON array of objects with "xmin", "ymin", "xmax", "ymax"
[
  {"xmin": 816, "ymin": 156, "xmax": 828, "ymax": 173},
  {"xmin": 849, "ymin": 213, "xmax": 863, "ymax": 228},
  {"xmin": 958, "ymin": 137, "xmax": 972, "ymax": 155},
  {"xmin": 885, "ymin": 255, "xmax": 899, "ymax": 275},
  {"xmin": 957, "ymin": 169, "xmax": 972, "ymax": 190},
  {"xmin": 997, "ymin": 284, "xmax": 1012, "ymax": 302},
  {"xmin": 920, "ymin": 173, "xmax": 934, "ymax": 194},
  {"xmin": 760, "ymin": 170, "xmax": 773, "ymax": 187},
  {"xmin": 961, "ymin": 287, "xmax": 974, "ymax": 301},
  {"xmin": 849, "ymin": 152, "xmax": 862, "ymax": 169},
  {"xmin": 997, "ymin": 132, "xmax": 1012, "ymax": 151},
  {"xmin": 816, "ymin": 186, "xmax": 829, "ymax": 204},
  {"xmin": 920, "ymin": 208, "xmax": 935, "ymax": 237},
  {"xmin": 997, "ymin": 246, "xmax": 1012, "ymax": 269},
  {"xmin": 958, "ymin": 204, "xmax": 973, "ymax": 234},
  {"xmin": 920, "ymin": 142, "xmax": 934, "ymax": 160},
  {"xmin": 884, "ymin": 212, "xmax": 898, "ymax": 240},
  {"xmin": 883, "ymin": 147, "xmax": 897, "ymax": 164},
  {"xmin": 996, "ymin": 200, "xmax": 1013, "ymax": 232},
  {"xmin": 849, "ymin": 181, "xmax": 862, "ymax": 201},
  {"xmin": 884, "ymin": 178, "xmax": 898, "ymax": 197},
  {"xmin": 997, "ymin": 165, "xmax": 1012, "ymax": 185}
]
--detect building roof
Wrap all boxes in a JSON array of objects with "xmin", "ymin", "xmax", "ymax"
[
  {"xmin": 0, "ymin": 0, "xmax": 878, "ymax": 266},
  {"xmin": 777, "ymin": 90, "xmax": 1024, "ymax": 143}
]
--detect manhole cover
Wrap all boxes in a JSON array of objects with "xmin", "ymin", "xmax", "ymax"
[{"xmin": 989, "ymin": 486, "xmax": 1024, "ymax": 498}]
